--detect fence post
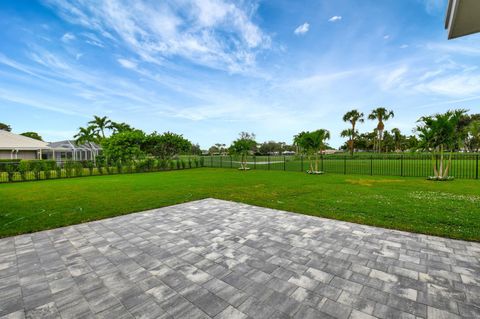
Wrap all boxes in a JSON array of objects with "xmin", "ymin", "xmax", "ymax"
[
  {"xmin": 284, "ymin": 156, "xmax": 286, "ymax": 171},
  {"xmin": 268, "ymin": 155, "xmax": 270, "ymax": 170},
  {"xmin": 401, "ymin": 154, "xmax": 404, "ymax": 177},
  {"xmin": 370, "ymin": 155, "xmax": 373, "ymax": 176},
  {"xmin": 476, "ymin": 154, "xmax": 479, "ymax": 180},
  {"xmin": 301, "ymin": 155, "xmax": 304, "ymax": 172},
  {"xmin": 344, "ymin": 156, "xmax": 347, "ymax": 175}
]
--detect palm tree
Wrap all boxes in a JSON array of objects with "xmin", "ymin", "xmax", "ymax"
[
  {"xmin": 391, "ymin": 128, "xmax": 403, "ymax": 152},
  {"xmin": 416, "ymin": 109, "xmax": 468, "ymax": 179},
  {"xmin": 340, "ymin": 129, "xmax": 354, "ymax": 153},
  {"xmin": 74, "ymin": 126, "xmax": 97, "ymax": 145},
  {"xmin": 311, "ymin": 129, "xmax": 330, "ymax": 172},
  {"xmin": 368, "ymin": 108, "xmax": 394, "ymax": 153},
  {"xmin": 88, "ymin": 116, "xmax": 111, "ymax": 139},
  {"xmin": 342, "ymin": 110, "xmax": 364, "ymax": 155},
  {"xmin": 109, "ymin": 121, "xmax": 133, "ymax": 134},
  {"xmin": 467, "ymin": 120, "xmax": 480, "ymax": 152}
]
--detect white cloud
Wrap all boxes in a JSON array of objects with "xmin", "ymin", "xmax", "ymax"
[
  {"xmin": 61, "ymin": 32, "xmax": 75, "ymax": 42},
  {"xmin": 294, "ymin": 22, "xmax": 309, "ymax": 35},
  {"xmin": 328, "ymin": 16, "xmax": 342, "ymax": 22},
  {"xmin": 43, "ymin": 0, "xmax": 271, "ymax": 73},
  {"xmin": 383, "ymin": 35, "xmax": 390, "ymax": 40},
  {"xmin": 400, "ymin": 44, "xmax": 409, "ymax": 49},
  {"xmin": 117, "ymin": 58, "xmax": 137, "ymax": 69}
]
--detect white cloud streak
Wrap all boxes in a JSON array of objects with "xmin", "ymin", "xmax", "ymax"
[
  {"xmin": 328, "ymin": 16, "xmax": 342, "ymax": 22},
  {"xmin": 294, "ymin": 23, "xmax": 309, "ymax": 35},
  {"xmin": 42, "ymin": 0, "xmax": 270, "ymax": 73}
]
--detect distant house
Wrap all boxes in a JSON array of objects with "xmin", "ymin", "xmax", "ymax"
[
  {"xmin": 45, "ymin": 140, "xmax": 102, "ymax": 161},
  {"xmin": 0, "ymin": 130, "xmax": 50, "ymax": 160}
]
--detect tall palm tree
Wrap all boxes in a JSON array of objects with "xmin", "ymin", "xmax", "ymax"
[
  {"xmin": 88, "ymin": 116, "xmax": 111, "ymax": 139},
  {"xmin": 74, "ymin": 126, "xmax": 97, "ymax": 145},
  {"xmin": 342, "ymin": 110, "xmax": 364, "ymax": 155},
  {"xmin": 368, "ymin": 108, "xmax": 394, "ymax": 153}
]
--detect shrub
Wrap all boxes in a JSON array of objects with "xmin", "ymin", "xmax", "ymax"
[
  {"xmin": 181, "ymin": 160, "xmax": 186, "ymax": 169},
  {"xmin": 18, "ymin": 161, "xmax": 30, "ymax": 181},
  {"xmin": 116, "ymin": 160, "xmax": 123, "ymax": 174},
  {"xmin": 65, "ymin": 160, "xmax": 75, "ymax": 178},
  {"xmin": 199, "ymin": 157, "xmax": 205, "ymax": 167},
  {"xmin": 188, "ymin": 159, "xmax": 192, "ymax": 168},
  {"xmin": 86, "ymin": 161, "xmax": 94, "ymax": 175},
  {"xmin": 56, "ymin": 165, "xmax": 62, "ymax": 178},
  {"xmin": 5, "ymin": 164, "xmax": 15, "ymax": 182},
  {"xmin": 176, "ymin": 160, "xmax": 181, "ymax": 170},
  {"xmin": 145, "ymin": 158, "xmax": 155, "ymax": 171},
  {"xmin": 169, "ymin": 160, "xmax": 176, "ymax": 170},
  {"xmin": 194, "ymin": 158, "xmax": 199, "ymax": 168},
  {"xmin": 74, "ymin": 161, "xmax": 83, "ymax": 177},
  {"xmin": 32, "ymin": 162, "xmax": 43, "ymax": 180}
]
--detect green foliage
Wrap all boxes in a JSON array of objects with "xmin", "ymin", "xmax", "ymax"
[
  {"xmin": 102, "ymin": 130, "xmax": 146, "ymax": 162},
  {"xmin": 229, "ymin": 132, "xmax": 256, "ymax": 169},
  {"xmin": 144, "ymin": 132, "xmax": 192, "ymax": 160},
  {"xmin": 65, "ymin": 160, "xmax": 75, "ymax": 178},
  {"xmin": 74, "ymin": 162, "xmax": 83, "ymax": 177},
  {"xmin": 176, "ymin": 160, "xmax": 181, "ymax": 170},
  {"xmin": 169, "ymin": 160, "xmax": 176, "ymax": 170},
  {"xmin": 0, "ymin": 122, "xmax": 12, "ymax": 131},
  {"xmin": 20, "ymin": 132, "xmax": 43, "ymax": 141},
  {"xmin": 18, "ymin": 161, "xmax": 30, "ymax": 181}
]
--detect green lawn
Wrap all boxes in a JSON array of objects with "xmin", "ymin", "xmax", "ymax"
[
  {"xmin": 1, "ymin": 168, "xmax": 479, "ymax": 241},
  {"xmin": 206, "ymin": 154, "xmax": 480, "ymax": 179}
]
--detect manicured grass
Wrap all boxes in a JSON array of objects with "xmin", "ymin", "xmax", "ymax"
[{"xmin": 1, "ymin": 168, "xmax": 479, "ymax": 241}]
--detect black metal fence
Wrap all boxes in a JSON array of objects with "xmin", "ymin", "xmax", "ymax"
[
  {"xmin": 0, "ymin": 157, "xmax": 204, "ymax": 183},
  {"xmin": 203, "ymin": 153, "xmax": 480, "ymax": 179}
]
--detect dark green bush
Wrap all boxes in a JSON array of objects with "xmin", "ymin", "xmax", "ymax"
[
  {"xmin": 65, "ymin": 160, "xmax": 75, "ymax": 178},
  {"xmin": 181, "ymin": 160, "xmax": 186, "ymax": 169},
  {"xmin": 74, "ymin": 162, "xmax": 83, "ymax": 176},
  {"xmin": 199, "ymin": 157, "xmax": 204, "ymax": 167},
  {"xmin": 56, "ymin": 165, "xmax": 62, "ymax": 178},
  {"xmin": 116, "ymin": 160, "xmax": 123, "ymax": 174},
  {"xmin": 86, "ymin": 161, "xmax": 94, "ymax": 175},
  {"xmin": 169, "ymin": 160, "xmax": 175, "ymax": 170},
  {"xmin": 18, "ymin": 161, "xmax": 30, "ymax": 181}
]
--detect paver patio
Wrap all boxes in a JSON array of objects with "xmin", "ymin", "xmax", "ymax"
[{"xmin": 1, "ymin": 198, "xmax": 479, "ymax": 319}]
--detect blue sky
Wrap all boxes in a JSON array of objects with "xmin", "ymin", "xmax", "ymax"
[{"xmin": 1, "ymin": 0, "xmax": 479, "ymax": 148}]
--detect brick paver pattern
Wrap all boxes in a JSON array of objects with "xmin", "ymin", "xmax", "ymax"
[{"xmin": 1, "ymin": 198, "xmax": 479, "ymax": 318}]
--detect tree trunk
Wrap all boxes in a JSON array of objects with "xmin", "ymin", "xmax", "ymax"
[{"xmin": 443, "ymin": 151, "xmax": 453, "ymax": 178}]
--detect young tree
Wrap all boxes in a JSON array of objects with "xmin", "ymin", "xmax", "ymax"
[
  {"xmin": 342, "ymin": 110, "xmax": 364, "ymax": 155},
  {"xmin": 294, "ymin": 130, "xmax": 330, "ymax": 173},
  {"xmin": 229, "ymin": 132, "xmax": 256, "ymax": 170},
  {"xmin": 416, "ymin": 109, "xmax": 468, "ymax": 180},
  {"xmin": 310, "ymin": 129, "xmax": 330, "ymax": 172},
  {"xmin": 368, "ymin": 108, "xmax": 394, "ymax": 153},
  {"xmin": 20, "ymin": 132, "xmax": 43, "ymax": 141},
  {"xmin": 0, "ymin": 123, "xmax": 11, "ymax": 131}
]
